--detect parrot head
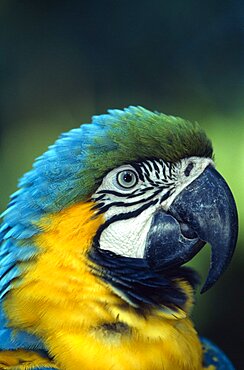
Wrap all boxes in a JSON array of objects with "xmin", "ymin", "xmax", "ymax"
[{"xmin": 1, "ymin": 106, "xmax": 238, "ymax": 316}]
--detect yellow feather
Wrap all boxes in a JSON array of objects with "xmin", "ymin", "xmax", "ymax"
[{"xmin": 4, "ymin": 201, "xmax": 203, "ymax": 369}]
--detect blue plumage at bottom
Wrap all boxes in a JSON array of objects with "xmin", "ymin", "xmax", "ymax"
[{"xmin": 201, "ymin": 337, "xmax": 235, "ymax": 369}]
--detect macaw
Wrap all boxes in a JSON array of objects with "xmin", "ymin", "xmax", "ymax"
[{"xmin": 0, "ymin": 106, "xmax": 238, "ymax": 370}]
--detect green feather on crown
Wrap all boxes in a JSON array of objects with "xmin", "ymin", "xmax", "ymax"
[
  {"xmin": 86, "ymin": 106, "xmax": 213, "ymax": 189},
  {"xmin": 4, "ymin": 106, "xmax": 213, "ymax": 223}
]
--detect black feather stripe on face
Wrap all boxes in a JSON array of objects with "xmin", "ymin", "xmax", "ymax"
[
  {"xmin": 92, "ymin": 159, "xmax": 177, "ymax": 214},
  {"xmin": 89, "ymin": 157, "xmax": 206, "ymax": 312},
  {"xmin": 88, "ymin": 246, "xmax": 200, "ymax": 312}
]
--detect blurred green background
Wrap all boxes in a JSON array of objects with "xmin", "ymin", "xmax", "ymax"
[{"xmin": 0, "ymin": 1, "xmax": 243, "ymax": 367}]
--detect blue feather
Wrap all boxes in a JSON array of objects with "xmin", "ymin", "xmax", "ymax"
[
  {"xmin": 0, "ymin": 107, "xmax": 234, "ymax": 366},
  {"xmin": 201, "ymin": 337, "xmax": 235, "ymax": 369},
  {"xmin": 0, "ymin": 305, "xmax": 46, "ymax": 351}
]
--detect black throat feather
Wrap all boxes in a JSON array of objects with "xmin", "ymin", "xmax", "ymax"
[{"xmin": 88, "ymin": 246, "xmax": 200, "ymax": 313}]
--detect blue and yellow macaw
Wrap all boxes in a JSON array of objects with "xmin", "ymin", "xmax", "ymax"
[{"xmin": 0, "ymin": 107, "xmax": 238, "ymax": 369}]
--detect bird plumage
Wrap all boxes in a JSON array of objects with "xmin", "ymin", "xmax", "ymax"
[{"xmin": 0, "ymin": 107, "xmax": 236, "ymax": 369}]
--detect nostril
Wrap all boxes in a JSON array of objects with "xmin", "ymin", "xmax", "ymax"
[
  {"xmin": 180, "ymin": 222, "xmax": 197, "ymax": 239},
  {"xmin": 184, "ymin": 162, "xmax": 194, "ymax": 177}
]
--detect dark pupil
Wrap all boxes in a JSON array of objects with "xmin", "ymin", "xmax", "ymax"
[
  {"xmin": 123, "ymin": 172, "xmax": 133, "ymax": 183},
  {"xmin": 184, "ymin": 163, "xmax": 194, "ymax": 177}
]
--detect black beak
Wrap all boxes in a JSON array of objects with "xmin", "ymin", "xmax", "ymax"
[{"xmin": 145, "ymin": 165, "xmax": 238, "ymax": 293}]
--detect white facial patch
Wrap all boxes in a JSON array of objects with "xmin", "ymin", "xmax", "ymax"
[
  {"xmin": 98, "ymin": 204, "xmax": 158, "ymax": 258},
  {"xmin": 92, "ymin": 156, "xmax": 214, "ymax": 258}
]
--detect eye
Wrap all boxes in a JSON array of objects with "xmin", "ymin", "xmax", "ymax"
[
  {"xmin": 184, "ymin": 162, "xmax": 194, "ymax": 177},
  {"xmin": 116, "ymin": 170, "xmax": 138, "ymax": 189}
]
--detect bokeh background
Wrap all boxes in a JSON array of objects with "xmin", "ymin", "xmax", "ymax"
[{"xmin": 0, "ymin": 1, "xmax": 243, "ymax": 367}]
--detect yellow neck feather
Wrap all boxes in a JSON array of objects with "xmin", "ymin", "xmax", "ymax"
[{"xmin": 4, "ymin": 201, "xmax": 203, "ymax": 369}]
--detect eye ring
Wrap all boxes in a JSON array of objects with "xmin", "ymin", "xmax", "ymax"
[{"xmin": 116, "ymin": 170, "xmax": 138, "ymax": 189}]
